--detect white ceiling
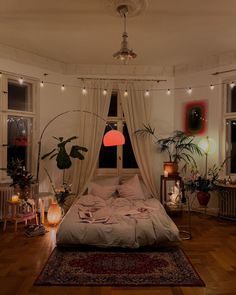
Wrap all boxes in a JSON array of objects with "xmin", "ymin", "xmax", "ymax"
[{"xmin": 1, "ymin": 0, "xmax": 236, "ymax": 67}]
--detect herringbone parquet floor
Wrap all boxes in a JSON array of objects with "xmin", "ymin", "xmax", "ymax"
[{"xmin": 0, "ymin": 212, "xmax": 235, "ymax": 295}]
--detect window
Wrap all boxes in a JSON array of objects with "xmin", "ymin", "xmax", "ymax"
[
  {"xmin": 0, "ymin": 74, "xmax": 38, "ymax": 181},
  {"xmin": 97, "ymin": 91, "xmax": 138, "ymax": 175},
  {"xmin": 224, "ymin": 81, "xmax": 236, "ymax": 174}
]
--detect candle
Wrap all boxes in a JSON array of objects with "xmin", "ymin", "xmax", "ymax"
[
  {"xmin": 164, "ymin": 170, "xmax": 168, "ymax": 177},
  {"xmin": 11, "ymin": 195, "xmax": 19, "ymax": 203}
]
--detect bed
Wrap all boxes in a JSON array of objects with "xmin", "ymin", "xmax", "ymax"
[{"xmin": 56, "ymin": 175, "xmax": 180, "ymax": 248}]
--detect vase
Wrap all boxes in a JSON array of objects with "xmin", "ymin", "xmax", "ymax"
[
  {"xmin": 196, "ymin": 191, "xmax": 211, "ymax": 207},
  {"xmin": 163, "ymin": 162, "xmax": 179, "ymax": 176}
]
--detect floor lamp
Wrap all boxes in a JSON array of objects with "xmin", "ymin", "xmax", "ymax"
[
  {"xmin": 198, "ymin": 136, "xmax": 216, "ymax": 176},
  {"xmin": 36, "ymin": 109, "xmax": 125, "ymax": 182}
]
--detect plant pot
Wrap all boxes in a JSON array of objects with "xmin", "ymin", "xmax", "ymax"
[
  {"xmin": 196, "ymin": 191, "xmax": 211, "ymax": 207},
  {"xmin": 163, "ymin": 162, "xmax": 179, "ymax": 176}
]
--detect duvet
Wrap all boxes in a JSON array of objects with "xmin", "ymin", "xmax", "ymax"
[{"xmin": 56, "ymin": 194, "xmax": 180, "ymax": 248}]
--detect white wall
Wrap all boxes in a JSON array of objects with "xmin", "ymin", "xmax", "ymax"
[{"xmin": 174, "ymin": 64, "xmax": 236, "ymax": 212}]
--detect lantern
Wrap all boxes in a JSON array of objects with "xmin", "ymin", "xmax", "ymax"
[{"xmin": 47, "ymin": 202, "xmax": 62, "ymax": 226}]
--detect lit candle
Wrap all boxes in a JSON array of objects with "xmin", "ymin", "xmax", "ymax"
[
  {"xmin": 164, "ymin": 170, "xmax": 168, "ymax": 177},
  {"xmin": 11, "ymin": 195, "xmax": 19, "ymax": 203}
]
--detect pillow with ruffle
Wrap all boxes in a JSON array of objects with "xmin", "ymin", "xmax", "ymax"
[
  {"xmin": 90, "ymin": 182, "xmax": 118, "ymax": 200},
  {"xmin": 117, "ymin": 174, "xmax": 145, "ymax": 200},
  {"xmin": 88, "ymin": 176, "xmax": 120, "ymax": 194}
]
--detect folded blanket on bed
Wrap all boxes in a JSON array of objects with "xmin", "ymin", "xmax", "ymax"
[{"xmin": 78, "ymin": 207, "xmax": 116, "ymax": 224}]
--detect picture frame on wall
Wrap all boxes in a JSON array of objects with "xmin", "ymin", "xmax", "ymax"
[{"xmin": 183, "ymin": 100, "xmax": 208, "ymax": 135}]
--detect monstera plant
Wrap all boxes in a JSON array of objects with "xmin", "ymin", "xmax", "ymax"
[{"xmin": 41, "ymin": 136, "xmax": 88, "ymax": 183}]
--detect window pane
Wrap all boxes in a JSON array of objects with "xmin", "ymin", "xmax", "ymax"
[
  {"xmin": 227, "ymin": 84, "xmax": 236, "ymax": 113},
  {"xmin": 99, "ymin": 123, "xmax": 117, "ymax": 168},
  {"xmin": 8, "ymin": 80, "xmax": 33, "ymax": 112},
  {"xmin": 7, "ymin": 116, "xmax": 33, "ymax": 170},
  {"xmin": 122, "ymin": 123, "xmax": 138, "ymax": 168},
  {"xmin": 226, "ymin": 119, "xmax": 236, "ymax": 173},
  {"xmin": 108, "ymin": 92, "xmax": 118, "ymax": 117}
]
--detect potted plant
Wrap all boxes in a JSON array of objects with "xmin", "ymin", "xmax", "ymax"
[
  {"xmin": 184, "ymin": 159, "xmax": 228, "ymax": 206},
  {"xmin": 41, "ymin": 136, "xmax": 88, "ymax": 207},
  {"xmin": 135, "ymin": 125, "xmax": 202, "ymax": 175}
]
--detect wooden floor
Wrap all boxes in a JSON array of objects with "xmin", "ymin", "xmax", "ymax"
[{"xmin": 0, "ymin": 213, "xmax": 236, "ymax": 295}]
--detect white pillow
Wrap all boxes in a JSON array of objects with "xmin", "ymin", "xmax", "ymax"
[
  {"xmin": 88, "ymin": 176, "xmax": 120, "ymax": 193},
  {"xmin": 78, "ymin": 194, "xmax": 106, "ymax": 207},
  {"xmin": 89, "ymin": 182, "xmax": 118, "ymax": 200},
  {"xmin": 118, "ymin": 174, "xmax": 145, "ymax": 200}
]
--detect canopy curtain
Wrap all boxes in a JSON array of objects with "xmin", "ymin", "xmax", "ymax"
[
  {"xmin": 119, "ymin": 82, "xmax": 158, "ymax": 198},
  {"xmin": 72, "ymin": 80, "xmax": 112, "ymax": 195}
]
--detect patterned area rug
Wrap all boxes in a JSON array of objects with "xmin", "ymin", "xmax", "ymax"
[{"xmin": 35, "ymin": 247, "xmax": 205, "ymax": 287}]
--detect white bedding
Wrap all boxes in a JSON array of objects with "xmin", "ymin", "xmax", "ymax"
[{"xmin": 56, "ymin": 194, "xmax": 180, "ymax": 248}]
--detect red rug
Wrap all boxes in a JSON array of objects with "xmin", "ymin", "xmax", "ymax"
[{"xmin": 35, "ymin": 247, "xmax": 205, "ymax": 286}]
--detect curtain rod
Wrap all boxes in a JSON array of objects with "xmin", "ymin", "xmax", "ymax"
[{"xmin": 77, "ymin": 77, "xmax": 167, "ymax": 83}]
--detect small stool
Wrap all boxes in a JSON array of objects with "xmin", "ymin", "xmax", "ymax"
[{"xmin": 3, "ymin": 200, "xmax": 38, "ymax": 232}]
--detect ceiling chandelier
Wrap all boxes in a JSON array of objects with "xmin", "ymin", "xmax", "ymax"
[{"xmin": 113, "ymin": 5, "xmax": 137, "ymax": 65}]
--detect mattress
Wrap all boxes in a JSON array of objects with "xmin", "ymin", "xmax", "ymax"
[{"xmin": 56, "ymin": 195, "xmax": 180, "ymax": 248}]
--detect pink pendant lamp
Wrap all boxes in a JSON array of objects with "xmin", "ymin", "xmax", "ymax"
[{"xmin": 103, "ymin": 130, "xmax": 125, "ymax": 146}]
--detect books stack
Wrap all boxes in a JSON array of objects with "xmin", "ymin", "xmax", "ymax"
[{"xmin": 24, "ymin": 224, "xmax": 48, "ymax": 237}]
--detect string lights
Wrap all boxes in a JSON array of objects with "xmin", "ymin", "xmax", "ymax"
[{"xmin": 1, "ymin": 70, "xmax": 235, "ymax": 97}]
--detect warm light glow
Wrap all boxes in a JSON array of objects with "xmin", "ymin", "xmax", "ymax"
[
  {"xmin": 167, "ymin": 89, "xmax": 171, "ymax": 95},
  {"xmin": 61, "ymin": 84, "xmax": 65, "ymax": 91},
  {"xmin": 40, "ymin": 81, "xmax": 44, "ymax": 88},
  {"xmin": 198, "ymin": 136, "xmax": 216, "ymax": 155},
  {"xmin": 124, "ymin": 90, "xmax": 128, "ymax": 97},
  {"xmin": 19, "ymin": 77, "xmax": 24, "ymax": 84},
  {"xmin": 82, "ymin": 87, "xmax": 88, "ymax": 95},
  {"xmin": 11, "ymin": 195, "xmax": 19, "ymax": 203},
  {"xmin": 210, "ymin": 84, "xmax": 215, "ymax": 90},
  {"xmin": 102, "ymin": 89, "xmax": 108, "ymax": 96},
  {"xmin": 47, "ymin": 202, "xmax": 62, "ymax": 226},
  {"xmin": 0, "ymin": 72, "xmax": 2, "ymax": 78},
  {"xmin": 187, "ymin": 87, "xmax": 192, "ymax": 95},
  {"xmin": 230, "ymin": 82, "xmax": 235, "ymax": 89},
  {"xmin": 144, "ymin": 90, "xmax": 150, "ymax": 97},
  {"xmin": 103, "ymin": 130, "xmax": 125, "ymax": 146},
  {"xmin": 164, "ymin": 170, "xmax": 168, "ymax": 177}
]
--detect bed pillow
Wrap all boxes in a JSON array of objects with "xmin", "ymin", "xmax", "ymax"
[
  {"xmin": 117, "ymin": 174, "xmax": 145, "ymax": 200},
  {"xmin": 88, "ymin": 176, "xmax": 120, "ymax": 194},
  {"xmin": 89, "ymin": 182, "xmax": 118, "ymax": 200}
]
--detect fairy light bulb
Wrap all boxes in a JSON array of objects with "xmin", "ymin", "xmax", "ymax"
[
  {"xmin": 40, "ymin": 81, "xmax": 44, "ymax": 88},
  {"xmin": 187, "ymin": 87, "xmax": 192, "ymax": 95},
  {"xmin": 230, "ymin": 82, "xmax": 235, "ymax": 89},
  {"xmin": 102, "ymin": 89, "xmax": 108, "ymax": 96},
  {"xmin": 144, "ymin": 90, "xmax": 150, "ymax": 97},
  {"xmin": 82, "ymin": 87, "xmax": 87, "ymax": 95},
  {"xmin": 210, "ymin": 84, "xmax": 215, "ymax": 90},
  {"xmin": 19, "ymin": 77, "xmax": 24, "ymax": 84},
  {"xmin": 61, "ymin": 84, "xmax": 65, "ymax": 91},
  {"xmin": 124, "ymin": 90, "xmax": 128, "ymax": 97},
  {"xmin": 166, "ymin": 89, "xmax": 171, "ymax": 95}
]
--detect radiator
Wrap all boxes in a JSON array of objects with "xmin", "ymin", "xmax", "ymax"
[
  {"xmin": 219, "ymin": 187, "xmax": 236, "ymax": 220},
  {"xmin": 0, "ymin": 184, "xmax": 39, "ymax": 220}
]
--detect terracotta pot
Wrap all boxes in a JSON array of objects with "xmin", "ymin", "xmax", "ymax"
[
  {"xmin": 196, "ymin": 191, "xmax": 211, "ymax": 207},
  {"xmin": 163, "ymin": 162, "xmax": 179, "ymax": 176}
]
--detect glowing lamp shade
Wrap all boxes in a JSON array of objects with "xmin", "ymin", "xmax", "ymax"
[
  {"xmin": 103, "ymin": 130, "xmax": 125, "ymax": 146},
  {"xmin": 47, "ymin": 202, "xmax": 62, "ymax": 226},
  {"xmin": 198, "ymin": 136, "xmax": 216, "ymax": 155}
]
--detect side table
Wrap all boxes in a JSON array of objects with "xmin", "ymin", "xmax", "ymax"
[
  {"xmin": 160, "ymin": 174, "xmax": 183, "ymax": 204},
  {"xmin": 3, "ymin": 200, "xmax": 38, "ymax": 232}
]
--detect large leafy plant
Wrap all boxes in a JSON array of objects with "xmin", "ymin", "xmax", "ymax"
[
  {"xmin": 135, "ymin": 125, "xmax": 202, "ymax": 167},
  {"xmin": 41, "ymin": 136, "xmax": 88, "ymax": 184}
]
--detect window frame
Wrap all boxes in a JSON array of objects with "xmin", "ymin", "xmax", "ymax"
[
  {"xmin": 223, "ymin": 79, "xmax": 236, "ymax": 176},
  {"xmin": 0, "ymin": 73, "xmax": 39, "ymax": 182},
  {"xmin": 96, "ymin": 91, "xmax": 139, "ymax": 177}
]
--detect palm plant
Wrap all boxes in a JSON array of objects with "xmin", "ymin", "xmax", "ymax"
[{"xmin": 135, "ymin": 125, "xmax": 202, "ymax": 167}]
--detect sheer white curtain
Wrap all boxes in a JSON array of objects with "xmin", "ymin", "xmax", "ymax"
[
  {"xmin": 72, "ymin": 80, "xmax": 112, "ymax": 195},
  {"xmin": 119, "ymin": 82, "xmax": 158, "ymax": 197}
]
